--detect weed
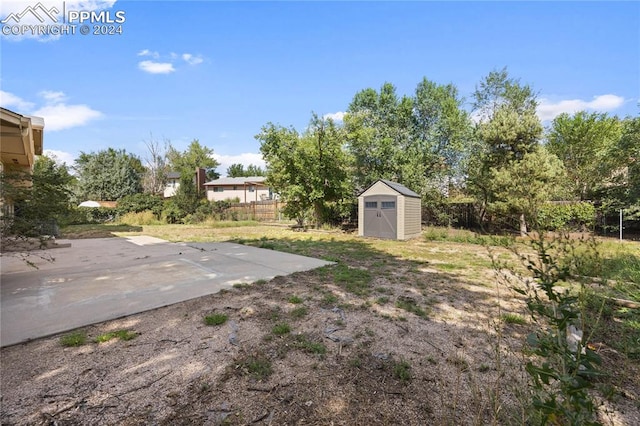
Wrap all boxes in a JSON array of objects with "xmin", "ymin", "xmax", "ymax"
[
  {"xmin": 395, "ymin": 297, "xmax": 429, "ymax": 318},
  {"xmin": 393, "ymin": 360, "xmax": 412, "ymax": 383},
  {"xmin": 268, "ymin": 307, "xmax": 282, "ymax": 321},
  {"xmin": 272, "ymin": 323, "xmax": 291, "ymax": 336},
  {"xmin": 293, "ymin": 334, "xmax": 326, "ymax": 355},
  {"xmin": 254, "ymin": 279, "xmax": 268, "ymax": 286},
  {"xmin": 322, "ymin": 293, "xmax": 339, "ymax": 305},
  {"xmin": 204, "ymin": 313, "xmax": 228, "ymax": 326},
  {"xmin": 504, "ymin": 233, "xmax": 603, "ymax": 424},
  {"xmin": 447, "ymin": 355, "xmax": 469, "ymax": 372},
  {"xmin": 376, "ymin": 296, "xmax": 389, "ymax": 305},
  {"xmin": 60, "ymin": 331, "xmax": 87, "ymax": 347},
  {"xmin": 500, "ymin": 313, "xmax": 527, "ymax": 325},
  {"xmin": 232, "ymin": 283, "xmax": 251, "ymax": 290},
  {"xmin": 242, "ymin": 354, "xmax": 272, "ymax": 380},
  {"xmin": 95, "ymin": 329, "xmax": 137, "ymax": 343},
  {"xmin": 290, "ymin": 306, "xmax": 308, "ymax": 319},
  {"xmin": 288, "ymin": 295, "xmax": 303, "ymax": 304}
]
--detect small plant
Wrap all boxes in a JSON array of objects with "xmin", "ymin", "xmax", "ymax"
[
  {"xmin": 272, "ymin": 323, "xmax": 291, "ymax": 336},
  {"xmin": 395, "ymin": 297, "xmax": 429, "ymax": 318},
  {"xmin": 322, "ymin": 293, "xmax": 339, "ymax": 305},
  {"xmin": 95, "ymin": 329, "xmax": 137, "ymax": 343},
  {"xmin": 288, "ymin": 295, "xmax": 303, "ymax": 304},
  {"xmin": 290, "ymin": 306, "xmax": 308, "ymax": 319},
  {"xmin": 375, "ymin": 296, "xmax": 389, "ymax": 305},
  {"xmin": 60, "ymin": 331, "xmax": 87, "ymax": 347},
  {"xmin": 500, "ymin": 313, "xmax": 527, "ymax": 325},
  {"xmin": 204, "ymin": 313, "xmax": 229, "ymax": 326},
  {"xmin": 503, "ymin": 232, "xmax": 603, "ymax": 424},
  {"xmin": 243, "ymin": 354, "xmax": 272, "ymax": 380},
  {"xmin": 393, "ymin": 360, "xmax": 412, "ymax": 383},
  {"xmin": 293, "ymin": 334, "xmax": 326, "ymax": 355},
  {"xmin": 232, "ymin": 282, "xmax": 250, "ymax": 290}
]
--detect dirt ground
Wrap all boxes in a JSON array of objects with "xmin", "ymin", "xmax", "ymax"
[{"xmin": 1, "ymin": 233, "xmax": 638, "ymax": 425}]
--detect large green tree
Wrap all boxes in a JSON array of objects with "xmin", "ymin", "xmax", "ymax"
[
  {"xmin": 467, "ymin": 68, "xmax": 544, "ymax": 231},
  {"xmin": 258, "ymin": 113, "xmax": 352, "ymax": 226},
  {"xmin": 226, "ymin": 163, "xmax": 265, "ymax": 177},
  {"xmin": 344, "ymin": 79, "xmax": 472, "ymax": 198},
  {"xmin": 546, "ymin": 111, "xmax": 623, "ymax": 201},
  {"xmin": 74, "ymin": 148, "xmax": 144, "ymax": 201},
  {"xmin": 489, "ymin": 146, "xmax": 567, "ymax": 235},
  {"xmin": 410, "ymin": 78, "xmax": 474, "ymax": 192},
  {"xmin": 167, "ymin": 139, "xmax": 220, "ymax": 180},
  {"xmin": 1, "ymin": 155, "xmax": 73, "ymax": 238},
  {"xmin": 344, "ymin": 83, "xmax": 413, "ymax": 190}
]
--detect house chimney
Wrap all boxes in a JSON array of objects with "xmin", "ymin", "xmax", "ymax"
[{"xmin": 196, "ymin": 167, "xmax": 206, "ymax": 194}]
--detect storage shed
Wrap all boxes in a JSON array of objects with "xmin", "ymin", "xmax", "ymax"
[{"xmin": 358, "ymin": 180, "xmax": 422, "ymax": 240}]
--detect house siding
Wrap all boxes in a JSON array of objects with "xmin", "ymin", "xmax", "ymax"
[{"xmin": 206, "ymin": 186, "xmax": 270, "ymax": 203}]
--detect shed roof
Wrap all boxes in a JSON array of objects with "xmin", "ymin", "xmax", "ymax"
[
  {"xmin": 204, "ymin": 176, "xmax": 267, "ymax": 186},
  {"xmin": 360, "ymin": 179, "xmax": 421, "ymax": 198}
]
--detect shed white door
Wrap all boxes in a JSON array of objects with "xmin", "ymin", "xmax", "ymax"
[{"xmin": 363, "ymin": 196, "xmax": 397, "ymax": 239}]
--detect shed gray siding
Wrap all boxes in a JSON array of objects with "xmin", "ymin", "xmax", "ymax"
[{"xmin": 358, "ymin": 180, "xmax": 421, "ymax": 240}]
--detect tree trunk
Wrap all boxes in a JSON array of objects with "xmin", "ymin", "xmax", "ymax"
[{"xmin": 519, "ymin": 213, "xmax": 527, "ymax": 237}]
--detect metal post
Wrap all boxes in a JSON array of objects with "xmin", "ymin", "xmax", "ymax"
[{"xmin": 620, "ymin": 209, "xmax": 623, "ymax": 241}]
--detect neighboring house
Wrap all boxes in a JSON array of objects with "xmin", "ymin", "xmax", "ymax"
[
  {"xmin": 204, "ymin": 176, "xmax": 273, "ymax": 203},
  {"xmin": 0, "ymin": 107, "xmax": 44, "ymax": 217},
  {"xmin": 163, "ymin": 168, "xmax": 207, "ymax": 198},
  {"xmin": 163, "ymin": 172, "xmax": 182, "ymax": 198}
]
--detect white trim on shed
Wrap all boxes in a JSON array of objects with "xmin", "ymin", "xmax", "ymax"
[{"xmin": 358, "ymin": 180, "xmax": 421, "ymax": 240}]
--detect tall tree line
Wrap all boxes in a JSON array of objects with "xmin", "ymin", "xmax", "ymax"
[{"xmin": 257, "ymin": 69, "xmax": 638, "ymax": 230}]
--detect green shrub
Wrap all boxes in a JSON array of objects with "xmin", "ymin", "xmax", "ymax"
[
  {"xmin": 162, "ymin": 200, "xmax": 184, "ymax": 224},
  {"xmin": 506, "ymin": 233, "xmax": 602, "ymax": 424},
  {"xmin": 117, "ymin": 193, "xmax": 163, "ymax": 217},
  {"xmin": 537, "ymin": 202, "xmax": 595, "ymax": 231}
]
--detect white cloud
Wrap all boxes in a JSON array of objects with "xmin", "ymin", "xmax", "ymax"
[
  {"xmin": 213, "ymin": 153, "xmax": 266, "ymax": 177},
  {"xmin": 323, "ymin": 111, "xmax": 345, "ymax": 122},
  {"xmin": 43, "ymin": 149, "xmax": 76, "ymax": 166},
  {"xmin": 0, "ymin": 1, "xmax": 118, "ymax": 42},
  {"xmin": 0, "ymin": 90, "xmax": 35, "ymax": 111},
  {"xmin": 182, "ymin": 53, "xmax": 203, "ymax": 65},
  {"xmin": 1, "ymin": 89, "xmax": 102, "ymax": 131},
  {"xmin": 33, "ymin": 103, "xmax": 103, "ymax": 131},
  {"xmin": 137, "ymin": 49, "xmax": 159, "ymax": 58},
  {"xmin": 138, "ymin": 60, "xmax": 175, "ymax": 74},
  {"xmin": 39, "ymin": 90, "xmax": 66, "ymax": 103},
  {"xmin": 537, "ymin": 94, "xmax": 625, "ymax": 121},
  {"xmin": 137, "ymin": 51, "xmax": 204, "ymax": 74}
]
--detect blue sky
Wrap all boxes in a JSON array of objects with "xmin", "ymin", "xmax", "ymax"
[{"xmin": 1, "ymin": 1, "xmax": 638, "ymax": 175}]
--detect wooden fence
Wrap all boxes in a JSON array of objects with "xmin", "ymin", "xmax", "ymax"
[{"xmin": 227, "ymin": 200, "xmax": 285, "ymax": 221}]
